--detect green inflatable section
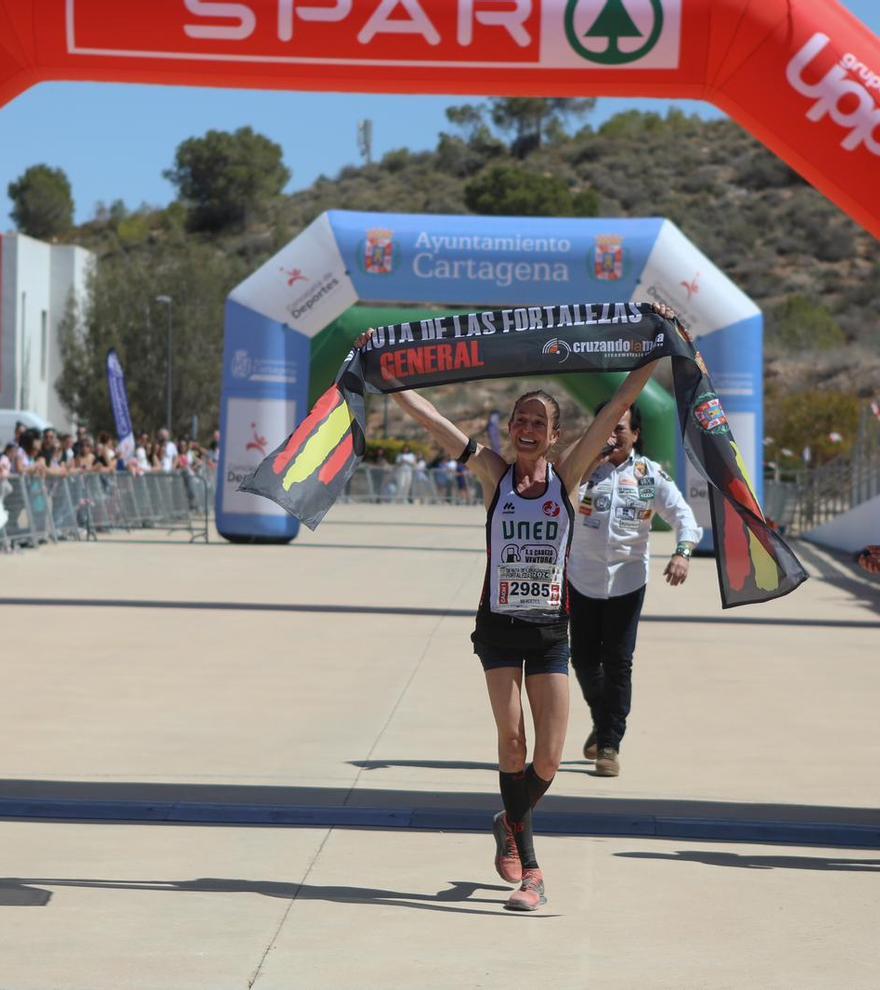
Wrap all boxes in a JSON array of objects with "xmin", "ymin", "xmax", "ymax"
[{"xmin": 310, "ymin": 306, "xmax": 678, "ymax": 478}]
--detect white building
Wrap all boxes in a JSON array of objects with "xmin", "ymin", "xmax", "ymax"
[{"xmin": 0, "ymin": 231, "xmax": 94, "ymax": 430}]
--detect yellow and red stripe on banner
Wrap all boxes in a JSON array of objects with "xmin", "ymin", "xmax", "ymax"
[
  {"xmin": 714, "ymin": 439, "xmax": 783, "ymax": 599},
  {"xmin": 272, "ymin": 384, "xmax": 355, "ymax": 491},
  {"xmin": 727, "ymin": 440, "xmax": 779, "ymax": 593}
]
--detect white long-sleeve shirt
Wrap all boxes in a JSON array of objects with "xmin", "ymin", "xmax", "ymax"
[{"xmin": 567, "ymin": 453, "xmax": 703, "ymax": 599}]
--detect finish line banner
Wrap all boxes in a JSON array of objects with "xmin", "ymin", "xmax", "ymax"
[{"xmin": 240, "ymin": 303, "xmax": 807, "ymax": 608}]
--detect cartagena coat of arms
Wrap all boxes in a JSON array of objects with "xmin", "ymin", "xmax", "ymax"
[
  {"xmin": 364, "ymin": 228, "xmax": 394, "ymax": 275},
  {"xmin": 593, "ymin": 235, "xmax": 624, "ymax": 281}
]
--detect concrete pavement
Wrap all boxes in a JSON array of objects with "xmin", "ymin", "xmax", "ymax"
[{"xmin": 0, "ymin": 504, "xmax": 878, "ymax": 989}]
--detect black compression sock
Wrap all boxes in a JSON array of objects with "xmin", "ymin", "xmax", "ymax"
[
  {"xmin": 499, "ymin": 770, "xmax": 530, "ymax": 823},
  {"xmin": 511, "ymin": 809, "xmax": 538, "ymax": 870},
  {"xmin": 499, "ymin": 770, "xmax": 539, "ymax": 870},
  {"xmin": 525, "ymin": 763, "xmax": 553, "ymax": 810}
]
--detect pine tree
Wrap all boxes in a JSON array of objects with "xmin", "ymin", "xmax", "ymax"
[{"xmin": 8, "ymin": 164, "xmax": 74, "ymax": 239}]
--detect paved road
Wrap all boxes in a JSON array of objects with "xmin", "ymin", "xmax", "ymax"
[{"xmin": 1, "ymin": 505, "xmax": 878, "ymax": 989}]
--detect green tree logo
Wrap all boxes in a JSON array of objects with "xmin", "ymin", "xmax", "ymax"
[{"xmin": 565, "ymin": 0, "xmax": 665, "ymax": 65}]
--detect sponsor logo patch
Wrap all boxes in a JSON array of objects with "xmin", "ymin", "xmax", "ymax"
[{"xmin": 693, "ymin": 391, "xmax": 730, "ymax": 434}]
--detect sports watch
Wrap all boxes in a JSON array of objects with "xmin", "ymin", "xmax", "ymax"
[{"xmin": 458, "ymin": 437, "xmax": 477, "ymax": 464}]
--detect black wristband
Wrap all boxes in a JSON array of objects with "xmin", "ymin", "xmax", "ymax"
[{"xmin": 458, "ymin": 437, "xmax": 477, "ymax": 464}]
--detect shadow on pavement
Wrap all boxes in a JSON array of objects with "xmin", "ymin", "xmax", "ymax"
[
  {"xmin": 0, "ymin": 777, "xmax": 875, "ymax": 821},
  {"xmin": 100, "ymin": 541, "xmax": 484, "ymax": 554},
  {"xmin": 351, "ymin": 759, "xmax": 582, "ymax": 776},
  {"xmin": 795, "ymin": 541, "xmax": 880, "ymax": 619},
  {"xmin": 0, "ymin": 876, "xmax": 543, "ymax": 917},
  {"xmin": 0, "ymin": 881, "xmax": 53, "ymax": 906},
  {"xmin": 0, "ymin": 779, "xmax": 877, "ymax": 849},
  {"xmin": 615, "ymin": 850, "xmax": 880, "ymax": 872},
  {"xmin": 1, "ymin": 598, "xmax": 878, "ymax": 627},
  {"xmin": 321, "ymin": 520, "xmax": 486, "ymax": 530}
]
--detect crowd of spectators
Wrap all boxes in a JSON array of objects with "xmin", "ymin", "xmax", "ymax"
[
  {"xmin": 366, "ymin": 445, "xmax": 478, "ymax": 503},
  {"xmin": 0, "ymin": 423, "xmax": 220, "ymax": 483}
]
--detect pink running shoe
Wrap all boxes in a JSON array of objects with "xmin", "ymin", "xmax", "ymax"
[
  {"xmin": 505, "ymin": 868, "xmax": 546, "ymax": 912},
  {"xmin": 492, "ymin": 811, "xmax": 522, "ymax": 884}
]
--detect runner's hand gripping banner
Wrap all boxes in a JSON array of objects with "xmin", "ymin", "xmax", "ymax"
[{"xmin": 240, "ymin": 303, "xmax": 807, "ymax": 608}]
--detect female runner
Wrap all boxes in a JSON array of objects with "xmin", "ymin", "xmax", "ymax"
[{"xmin": 356, "ymin": 306, "xmax": 669, "ymax": 911}]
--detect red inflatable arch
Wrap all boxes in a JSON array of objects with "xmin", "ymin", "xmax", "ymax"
[{"xmin": 0, "ymin": 1, "xmax": 878, "ymax": 236}]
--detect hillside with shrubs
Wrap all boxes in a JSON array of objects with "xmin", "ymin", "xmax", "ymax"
[{"xmin": 17, "ymin": 101, "xmax": 875, "ymax": 460}]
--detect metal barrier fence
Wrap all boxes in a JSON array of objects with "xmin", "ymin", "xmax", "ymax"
[
  {"xmin": 339, "ymin": 464, "xmax": 482, "ymax": 505},
  {"xmin": 764, "ymin": 406, "xmax": 880, "ymax": 536},
  {"xmin": 764, "ymin": 456, "xmax": 880, "ymax": 535},
  {"xmin": 0, "ymin": 470, "xmax": 215, "ymax": 551},
  {"xmin": 0, "ymin": 462, "xmax": 477, "ymax": 551},
  {"xmin": 765, "ymin": 458, "xmax": 880, "ymax": 535}
]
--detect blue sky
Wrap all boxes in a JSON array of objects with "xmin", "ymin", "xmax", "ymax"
[{"xmin": 1, "ymin": 0, "xmax": 877, "ymax": 230}]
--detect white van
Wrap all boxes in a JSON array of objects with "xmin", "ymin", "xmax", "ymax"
[{"xmin": 0, "ymin": 409, "xmax": 52, "ymax": 444}]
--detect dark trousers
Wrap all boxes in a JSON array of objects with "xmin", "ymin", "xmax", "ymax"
[{"xmin": 569, "ymin": 583, "xmax": 646, "ymax": 751}]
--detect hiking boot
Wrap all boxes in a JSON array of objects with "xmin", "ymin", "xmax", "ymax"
[
  {"xmin": 492, "ymin": 811, "xmax": 522, "ymax": 884},
  {"xmin": 582, "ymin": 727, "xmax": 598, "ymax": 761},
  {"xmin": 504, "ymin": 868, "xmax": 546, "ymax": 912},
  {"xmin": 595, "ymin": 747, "xmax": 620, "ymax": 777}
]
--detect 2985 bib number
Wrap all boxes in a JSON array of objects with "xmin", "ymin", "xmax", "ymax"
[{"xmin": 496, "ymin": 562, "xmax": 563, "ymax": 612}]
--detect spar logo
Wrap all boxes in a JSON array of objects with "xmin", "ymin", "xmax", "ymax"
[
  {"xmin": 565, "ymin": 0, "xmax": 665, "ymax": 65},
  {"xmin": 69, "ymin": 0, "xmax": 541, "ymax": 63},
  {"xmin": 787, "ymin": 33, "xmax": 880, "ymax": 156},
  {"xmin": 542, "ymin": 338, "xmax": 572, "ymax": 364}
]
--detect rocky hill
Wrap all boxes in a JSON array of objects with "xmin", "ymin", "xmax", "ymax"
[{"xmin": 67, "ymin": 107, "xmax": 878, "ymax": 452}]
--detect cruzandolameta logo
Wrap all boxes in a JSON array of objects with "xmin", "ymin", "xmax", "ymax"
[
  {"xmin": 558, "ymin": 0, "xmax": 680, "ymax": 69},
  {"xmin": 542, "ymin": 338, "xmax": 572, "ymax": 363},
  {"xmin": 786, "ymin": 33, "xmax": 880, "ymax": 156}
]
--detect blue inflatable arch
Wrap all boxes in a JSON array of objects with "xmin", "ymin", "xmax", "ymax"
[{"xmin": 218, "ymin": 211, "xmax": 762, "ymax": 544}]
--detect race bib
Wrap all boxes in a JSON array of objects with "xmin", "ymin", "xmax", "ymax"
[{"xmin": 496, "ymin": 562, "xmax": 563, "ymax": 612}]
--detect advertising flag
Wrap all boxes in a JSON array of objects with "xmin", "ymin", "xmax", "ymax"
[{"xmin": 106, "ymin": 348, "xmax": 135, "ymax": 461}]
